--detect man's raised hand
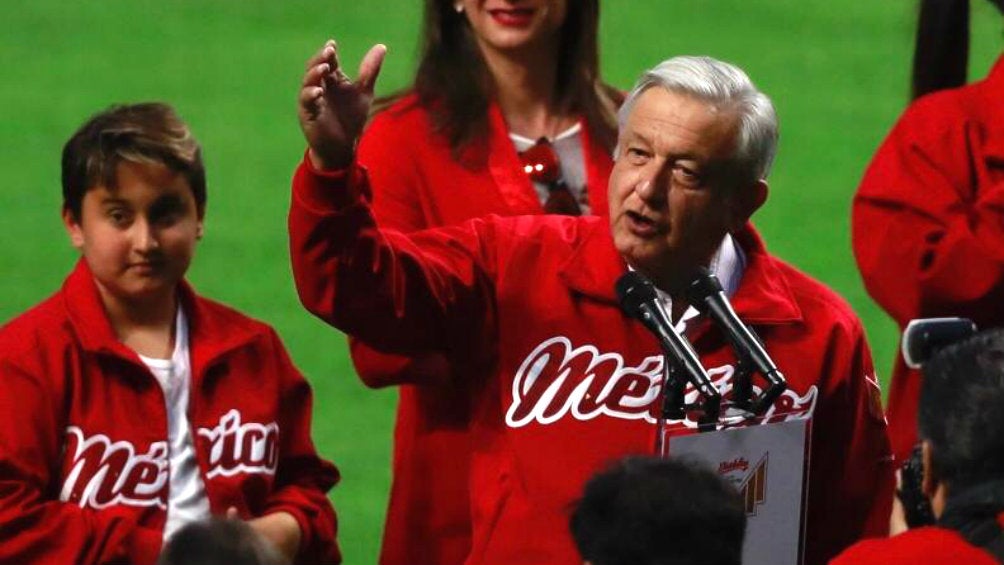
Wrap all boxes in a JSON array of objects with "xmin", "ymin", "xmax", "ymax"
[{"xmin": 298, "ymin": 40, "xmax": 386, "ymax": 171}]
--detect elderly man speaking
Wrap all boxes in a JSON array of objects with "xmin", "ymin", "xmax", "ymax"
[{"xmin": 288, "ymin": 41, "xmax": 893, "ymax": 565}]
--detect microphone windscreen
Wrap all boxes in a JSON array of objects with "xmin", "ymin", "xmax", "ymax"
[
  {"xmin": 684, "ymin": 266, "xmax": 724, "ymax": 312},
  {"xmin": 615, "ymin": 271, "xmax": 657, "ymax": 318}
]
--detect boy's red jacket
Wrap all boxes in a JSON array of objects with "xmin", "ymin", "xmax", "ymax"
[
  {"xmin": 853, "ymin": 55, "xmax": 1004, "ymax": 463},
  {"xmin": 289, "ymin": 160, "xmax": 894, "ymax": 565},
  {"xmin": 0, "ymin": 260, "xmax": 340, "ymax": 565}
]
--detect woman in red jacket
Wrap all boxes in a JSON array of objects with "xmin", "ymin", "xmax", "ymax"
[
  {"xmin": 349, "ymin": 2, "xmax": 621, "ymax": 564},
  {"xmin": 853, "ymin": 0, "xmax": 1004, "ymax": 466}
]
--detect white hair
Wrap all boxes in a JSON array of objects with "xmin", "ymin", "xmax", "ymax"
[{"xmin": 618, "ymin": 56, "xmax": 779, "ymax": 181}]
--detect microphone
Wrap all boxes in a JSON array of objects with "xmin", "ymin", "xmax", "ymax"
[
  {"xmin": 616, "ymin": 271, "xmax": 721, "ymax": 421},
  {"xmin": 902, "ymin": 317, "xmax": 977, "ymax": 369},
  {"xmin": 686, "ymin": 267, "xmax": 786, "ymax": 414}
]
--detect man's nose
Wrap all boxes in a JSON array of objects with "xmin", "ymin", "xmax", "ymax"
[{"xmin": 635, "ymin": 166, "xmax": 668, "ymax": 206}]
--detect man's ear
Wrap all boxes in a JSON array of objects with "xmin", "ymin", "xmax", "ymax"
[
  {"xmin": 727, "ymin": 179, "xmax": 768, "ymax": 232},
  {"xmin": 196, "ymin": 204, "xmax": 206, "ymax": 240},
  {"xmin": 921, "ymin": 440, "xmax": 938, "ymax": 497},
  {"xmin": 62, "ymin": 208, "xmax": 85, "ymax": 250}
]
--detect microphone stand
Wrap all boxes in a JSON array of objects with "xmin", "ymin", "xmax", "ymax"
[
  {"xmin": 686, "ymin": 267, "xmax": 787, "ymax": 419},
  {"xmin": 731, "ymin": 351, "xmax": 754, "ymax": 412},
  {"xmin": 616, "ymin": 272, "xmax": 722, "ymax": 452}
]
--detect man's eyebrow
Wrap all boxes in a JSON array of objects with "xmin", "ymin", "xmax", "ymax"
[{"xmin": 622, "ymin": 129, "xmax": 652, "ymax": 146}]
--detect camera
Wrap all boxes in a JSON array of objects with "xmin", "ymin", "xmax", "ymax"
[{"xmin": 898, "ymin": 443, "xmax": 935, "ymax": 527}]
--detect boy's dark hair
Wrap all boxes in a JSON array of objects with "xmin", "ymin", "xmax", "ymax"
[
  {"xmin": 61, "ymin": 102, "xmax": 206, "ymax": 221},
  {"xmin": 920, "ymin": 328, "xmax": 1004, "ymax": 490},
  {"xmin": 570, "ymin": 456, "xmax": 746, "ymax": 565},
  {"xmin": 157, "ymin": 518, "xmax": 284, "ymax": 565}
]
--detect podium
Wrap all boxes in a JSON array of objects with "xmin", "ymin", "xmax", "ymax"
[{"xmin": 663, "ymin": 414, "xmax": 811, "ymax": 565}]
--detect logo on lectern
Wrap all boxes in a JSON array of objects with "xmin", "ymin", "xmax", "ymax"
[
  {"xmin": 718, "ymin": 453, "xmax": 769, "ymax": 516},
  {"xmin": 739, "ymin": 454, "xmax": 769, "ymax": 516}
]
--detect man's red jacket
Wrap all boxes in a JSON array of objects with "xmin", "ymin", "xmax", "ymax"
[
  {"xmin": 353, "ymin": 94, "xmax": 615, "ymax": 565},
  {"xmin": 290, "ymin": 160, "xmax": 894, "ymax": 565}
]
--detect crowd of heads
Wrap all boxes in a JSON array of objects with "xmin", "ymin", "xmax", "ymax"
[
  {"xmin": 158, "ymin": 518, "xmax": 285, "ymax": 565},
  {"xmin": 571, "ymin": 456, "xmax": 746, "ymax": 565},
  {"xmin": 919, "ymin": 328, "xmax": 1004, "ymax": 491}
]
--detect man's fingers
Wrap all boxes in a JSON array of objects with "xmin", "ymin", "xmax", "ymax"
[
  {"xmin": 298, "ymin": 85, "xmax": 324, "ymax": 114},
  {"xmin": 357, "ymin": 44, "xmax": 388, "ymax": 94},
  {"xmin": 302, "ymin": 62, "xmax": 330, "ymax": 88},
  {"xmin": 327, "ymin": 40, "xmax": 347, "ymax": 82},
  {"xmin": 304, "ymin": 39, "xmax": 336, "ymax": 72}
]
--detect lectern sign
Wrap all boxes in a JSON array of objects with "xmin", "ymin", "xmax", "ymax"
[{"xmin": 666, "ymin": 417, "xmax": 810, "ymax": 565}]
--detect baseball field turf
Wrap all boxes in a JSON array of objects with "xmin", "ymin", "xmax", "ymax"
[{"xmin": 3, "ymin": 1, "xmax": 1002, "ymax": 560}]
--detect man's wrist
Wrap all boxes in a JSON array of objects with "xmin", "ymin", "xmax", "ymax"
[{"xmin": 307, "ymin": 147, "xmax": 352, "ymax": 172}]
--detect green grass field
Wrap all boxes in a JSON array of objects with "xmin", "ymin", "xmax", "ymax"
[{"xmin": 2, "ymin": 1, "xmax": 1002, "ymax": 561}]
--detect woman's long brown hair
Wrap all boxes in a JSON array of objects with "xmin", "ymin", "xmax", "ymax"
[{"xmin": 381, "ymin": 0, "xmax": 621, "ymax": 161}]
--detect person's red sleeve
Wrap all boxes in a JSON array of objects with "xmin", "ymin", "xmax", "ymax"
[
  {"xmin": 287, "ymin": 157, "xmax": 496, "ymax": 373},
  {"xmin": 349, "ymin": 109, "xmax": 453, "ymax": 388},
  {"xmin": 262, "ymin": 328, "xmax": 341, "ymax": 564},
  {"xmin": 806, "ymin": 317, "xmax": 895, "ymax": 564},
  {"xmin": 0, "ymin": 358, "xmax": 163, "ymax": 565},
  {"xmin": 853, "ymin": 98, "xmax": 1004, "ymax": 327}
]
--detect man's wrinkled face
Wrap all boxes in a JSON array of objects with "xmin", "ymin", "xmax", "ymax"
[{"xmin": 608, "ymin": 87, "xmax": 762, "ymax": 289}]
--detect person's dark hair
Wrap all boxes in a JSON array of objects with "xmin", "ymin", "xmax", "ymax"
[
  {"xmin": 570, "ymin": 456, "xmax": 746, "ymax": 565},
  {"xmin": 61, "ymin": 102, "xmax": 206, "ymax": 222},
  {"xmin": 919, "ymin": 328, "xmax": 1004, "ymax": 489},
  {"xmin": 157, "ymin": 518, "xmax": 284, "ymax": 565},
  {"xmin": 386, "ymin": 0, "xmax": 621, "ymax": 159},
  {"xmin": 912, "ymin": 0, "xmax": 1004, "ymax": 100}
]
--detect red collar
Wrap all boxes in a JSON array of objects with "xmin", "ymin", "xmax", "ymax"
[
  {"xmin": 557, "ymin": 221, "xmax": 803, "ymax": 326},
  {"xmin": 61, "ymin": 259, "xmax": 261, "ymax": 370}
]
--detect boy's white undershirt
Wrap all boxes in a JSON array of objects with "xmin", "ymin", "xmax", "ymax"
[{"xmin": 138, "ymin": 306, "xmax": 211, "ymax": 541}]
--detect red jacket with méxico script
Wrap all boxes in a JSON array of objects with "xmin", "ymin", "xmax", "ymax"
[
  {"xmin": 0, "ymin": 260, "xmax": 340, "ymax": 565},
  {"xmin": 353, "ymin": 94, "xmax": 615, "ymax": 565},
  {"xmin": 853, "ymin": 54, "xmax": 1004, "ymax": 463},
  {"xmin": 830, "ymin": 519, "xmax": 1004, "ymax": 565},
  {"xmin": 289, "ymin": 161, "xmax": 894, "ymax": 565}
]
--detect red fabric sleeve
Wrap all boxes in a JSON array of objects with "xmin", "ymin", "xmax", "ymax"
[
  {"xmin": 350, "ymin": 110, "xmax": 453, "ymax": 388},
  {"xmin": 852, "ymin": 98, "xmax": 1004, "ymax": 327},
  {"xmin": 288, "ymin": 158, "xmax": 497, "ymax": 376},
  {"xmin": 806, "ymin": 318, "xmax": 895, "ymax": 564},
  {"xmin": 852, "ymin": 95, "xmax": 1004, "ymax": 462},
  {"xmin": 0, "ymin": 359, "xmax": 163, "ymax": 565},
  {"xmin": 262, "ymin": 328, "xmax": 341, "ymax": 565}
]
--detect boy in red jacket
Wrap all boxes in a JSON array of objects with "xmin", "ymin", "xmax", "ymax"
[{"xmin": 0, "ymin": 103, "xmax": 340, "ymax": 565}]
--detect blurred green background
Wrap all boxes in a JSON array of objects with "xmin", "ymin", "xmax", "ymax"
[{"xmin": 2, "ymin": 1, "xmax": 1001, "ymax": 561}]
